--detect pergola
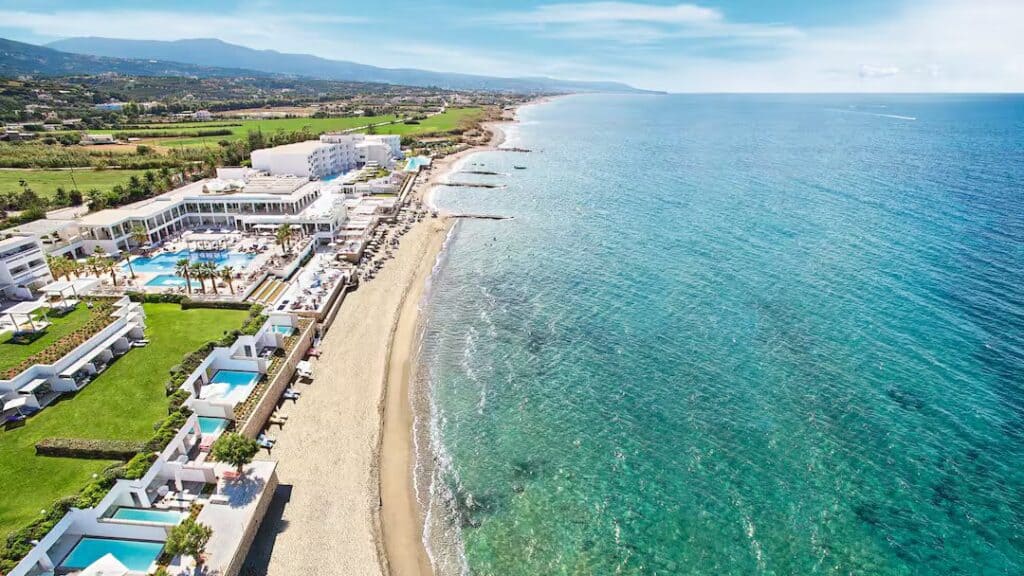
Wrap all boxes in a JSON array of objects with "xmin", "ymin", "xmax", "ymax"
[
  {"xmin": 40, "ymin": 278, "xmax": 99, "ymax": 314},
  {"xmin": 4, "ymin": 301, "xmax": 50, "ymax": 335}
]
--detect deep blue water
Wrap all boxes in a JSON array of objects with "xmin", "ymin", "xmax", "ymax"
[{"xmin": 418, "ymin": 94, "xmax": 1024, "ymax": 575}]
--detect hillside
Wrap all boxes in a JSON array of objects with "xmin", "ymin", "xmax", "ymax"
[
  {"xmin": 0, "ymin": 37, "xmax": 271, "ymax": 79},
  {"xmin": 47, "ymin": 37, "xmax": 653, "ymax": 94}
]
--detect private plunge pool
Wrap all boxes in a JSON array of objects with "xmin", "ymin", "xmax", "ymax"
[
  {"xmin": 271, "ymin": 325, "xmax": 295, "ymax": 336},
  {"xmin": 110, "ymin": 507, "xmax": 186, "ymax": 525},
  {"xmin": 198, "ymin": 416, "xmax": 229, "ymax": 436},
  {"xmin": 199, "ymin": 369, "xmax": 261, "ymax": 405},
  {"xmin": 59, "ymin": 536, "xmax": 164, "ymax": 572}
]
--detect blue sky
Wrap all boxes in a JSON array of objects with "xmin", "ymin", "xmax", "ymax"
[{"xmin": 1, "ymin": 0, "xmax": 1021, "ymax": 92}]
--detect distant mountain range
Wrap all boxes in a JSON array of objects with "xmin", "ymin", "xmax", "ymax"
[
  {"xmin": 0, "ymin": 37, "xmax": 268, "ymax": 79},
  {"xmin": 31, "ymin": 36, "xmax": 652, "ymax": 94}
]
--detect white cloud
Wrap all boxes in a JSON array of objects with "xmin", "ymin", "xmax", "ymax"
[
  {"xmin": 859, "ymin": 65, "xmax": 900, "ymax": 79},
  {"xmin": 486, "ymin": 2, "xmax": 801, "ymax": 43}
]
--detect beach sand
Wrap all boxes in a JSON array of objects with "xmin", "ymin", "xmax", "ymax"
[
  {"xmin": 246, "ymin": 215, "xmax": 452, "ymax": 576},
  {"xmin": 247, "ymin": 109, "xmax": 519, "ymax": 576}
]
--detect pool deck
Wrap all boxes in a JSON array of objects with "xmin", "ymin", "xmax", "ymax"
[{"xmin": 190, "ymin": 461, "xmax": 278, "ymax": 576}]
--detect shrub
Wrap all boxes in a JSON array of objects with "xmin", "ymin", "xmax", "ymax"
[
  {"xmin": 180, "ymin": 299, "xmax": 251, "ymax": 310},
  {"xmin": 122, "ymin": 452, "xmax": 158, "ymax": 480},
  {"xmin": 35, "ymin": 438, "xmax": 144, "ymax": 460},
  {"xmin": 168, "ymin": 388, "xmax": 191, "ymax": 412},
  {"xmin": 144, "ymin": 410, "xmax": 189, "ymax": 452}
]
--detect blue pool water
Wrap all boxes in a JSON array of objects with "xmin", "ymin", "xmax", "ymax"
[
  {"xmin": 111, "ymin": 507, "xmax": 185, "ymax": 524},
  {"xmin": 405, "ymin": 156, "xmax": 431, "ymax": 171},
  {"xmin": 126, "ymin": 250, "xmax": 254, "ymax": 274},
  {"xmin": 60, "ymin": 537, "xmax": 163, "ymax": 571},
  {"xmin": 271, "ymin": 325, "xmax": 295, "ymax": 336},
  {"xmin": 210, "ymin": 369, "xmax": 260, "ymax": 391},
  {"xmin": 145, "ymin": 274, "xmax": 201, "ymax": 288},
  {"xmin": 198, "ymin": 416, "xmax": 229, "ymax": 435}
]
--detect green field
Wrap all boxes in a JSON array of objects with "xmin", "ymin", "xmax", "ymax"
[
  {"xmin": 143, "ymin": 115, "xmax": 400, "ymax": 148},
  {"xmin": 0, "ymin": 169, "xmax": 149, "ymax": 200},
  {"xmin": 0, "ymin": 303, "xmax": 248, "ymax": 537},
  {"xmin": 67, "ymin": 108, "xmax": 486, "ymax": 148},
  {"xmin": 362, "ymin": 107, "xmax": 486, "ymax": 136}
]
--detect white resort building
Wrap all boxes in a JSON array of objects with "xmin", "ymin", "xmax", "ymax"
[{"xmin": 251, "ymin": 133, "xmax": 401, "ymax": 178}]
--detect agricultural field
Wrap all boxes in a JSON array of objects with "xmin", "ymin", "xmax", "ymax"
[
  {"xmin": 362, "ymin": 107, "xmax": 486, "ymax": 136},
  {"xmin": 98, "ymin": 115, "xmax": 400, "ymax": 148},
  {"xmin": 0, "ymin": 169, "xmax": 149, "ymax": 201}
]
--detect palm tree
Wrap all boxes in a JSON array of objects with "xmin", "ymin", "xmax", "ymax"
[
  {"xmin": 46, "ymin": 255, "xmax": 68, "ymax": 281},
  {"xmin": 220, "ymin": 266, "xmax": 236, "ymax": 295},
  {"xmin": 175, "ymin": 258, "xmax": 193, "ymax": 295},
  {"xmin": 190, "ymin": 263, "xmax": 207, "ymax": 294},
  {"xmin": 104, "ymin": 257, "xmax": 118, "ymax": 286},
  {"xmin": 275, "ymin": 224, "xmax": 293, "ymax": 253},
  {"xmin": 204, "ymin": 262, "xmax": 219, "ymax": 295},
  {"xmin": 124, "ymin": 224, "xmax": 149, "ymax": 280}
]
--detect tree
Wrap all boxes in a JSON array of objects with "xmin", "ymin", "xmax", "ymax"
[
  {"xmin": 275, "ymin": 224, "xmax": 293, "ymax": 253},
  {"xmin": 68, "ymin": 188, "xmax": 84, "ymax": 206},
  {"xmin": 220, "ymin": 265, "xmax": 235, "ymax": 294},
  {"xmin": 125, "ymin": 224, "xmax": 149, "ymax": 279},
  {"xmin": 202, "ymin": 262, "xmax": 219, "ymax": 294},
  {"xmin": 175, "ymin": 257, "xmax": 193, "ymax": 294},
  {"xmin": 164, "ymin": 518, "xmax": 212, "ymax": 566},
  {"xmin": 211, "ymin": 433, "xmax": 259, "ymax": 474}
]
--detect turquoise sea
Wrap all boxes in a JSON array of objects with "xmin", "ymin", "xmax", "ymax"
[{"xmin": 417, "ymin": 94, "xmax": 1024, "ymax": 575}]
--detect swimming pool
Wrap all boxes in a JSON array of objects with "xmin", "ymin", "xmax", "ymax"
[
  {"xmin": 145, "ymin": 274, "xmax": 202, "ymax": 288},
  {"xmin": 126, "ymin": 250, "xmax": 255, "ymax": 274},
  {"xmin": 201, "ymin": 369, "xmax": 261, "ymax": 404},
  {"xmin": 198, "ymin": 416, "xmax": 229, "ymax": 435},
  {"xmin": 111, "ymin": 507, "xmax": 185, "ymax": 524},
  {"xmin": 405, "ymin": 156, "xmax": 431, "ymax": 171},
  {"xmin": 60, "ymin": 537, "xmax": 163, "ymax": 572},
  {"xmin": 271, "ymin": 325, "xmax": 295, "ymax": 336}
]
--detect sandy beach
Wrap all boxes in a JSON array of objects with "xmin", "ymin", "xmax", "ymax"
[
  {"xmin": 245, "ymin": 214, "xmax": 451, "ymax": 576},
  {"xmin": 246, "ymin": 108, "xmax": 520, "ymax": 576}
]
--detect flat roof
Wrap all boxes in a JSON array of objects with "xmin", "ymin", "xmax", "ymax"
[{"xmin": 6, "ymin": 219, "xmax": 77, "ymax": 236}]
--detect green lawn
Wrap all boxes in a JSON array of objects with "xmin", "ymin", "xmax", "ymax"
[
  {"xmin": 0, "ymin": 303, "xmax": 247, "ymax": 538},
  {"xmin": 362, "ymin": 107, "xmax": 486, "ymax": 136},
  {"xmin": 0, "ymin": 307, "xmax": 95, "ymax": 373},
  {"xmin": 0, "ymin": 169, "xmax": 149, "ymax": 201}
]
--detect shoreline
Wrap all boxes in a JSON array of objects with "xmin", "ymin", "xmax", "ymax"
[{"xmin": 377, "ymin": 100, "xmax": 532, "ymax": 576}]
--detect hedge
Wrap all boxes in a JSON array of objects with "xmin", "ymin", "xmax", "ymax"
[
  {"xmin": 35, "ymin": 438, "xmax": 145, "ymax": 460},
  {"xmin": 180, "ymin": 299, "xmax": 252, "ymax": 311}
]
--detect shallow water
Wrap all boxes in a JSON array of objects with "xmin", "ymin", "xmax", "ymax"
[{"xmin": 418, "ymin": 94, "xmax": 1024, "ymax": 575}]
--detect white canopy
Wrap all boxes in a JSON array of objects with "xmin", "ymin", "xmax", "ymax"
[
  {"xmin": 3, "ymin": 396, "xmax": 30, "ymax": 412},
  {"xmin": 80, "ymin": 553, "xmax": 129, "ymax": 576}
]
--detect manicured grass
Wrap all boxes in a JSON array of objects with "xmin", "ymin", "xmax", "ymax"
[
  {"xmin": 0, "ymin": 307, "xmax": 96, "ymax": 373},
  {"xmin": 0, "ymin": 169, "xmax": 149, "ymax": 200},
  {"xmin": 362, "ymin": 107, "xmax": 486, "ymax": 136},
  {"xmin": 0, "ymin": 303, "xmax": 247, "ymax": 538}
]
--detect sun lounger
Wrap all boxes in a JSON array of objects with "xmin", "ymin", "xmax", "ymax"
[
  {"xmin": 221, "ymin": 469, "xmax": 241, "ymax": 481},
  {"xmin": 208, "ymin": 493, "xmax": 230, "ymax": 505}
]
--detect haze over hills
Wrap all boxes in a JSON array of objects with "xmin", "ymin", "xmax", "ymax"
[
  {"xmin": 0, "ymin": 37, "xmax": 271, "ymax": 79},
  {"xmin": 45, "ymin": 37, "xmax": 651, "ymax": 94}
]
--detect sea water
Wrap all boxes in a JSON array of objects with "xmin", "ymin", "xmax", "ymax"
[{"xmin": 417, "ymin": 94, "xmax": 1024, "ymax": 575}]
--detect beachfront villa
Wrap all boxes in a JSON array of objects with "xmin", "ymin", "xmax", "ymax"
[{"xmin": 7, "ymin": 312, "xmax": 313, "ymax": 576}]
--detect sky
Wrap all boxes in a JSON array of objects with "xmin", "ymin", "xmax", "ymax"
[{"xmin": 0, "ymin": 0, "xmax": 1022, "ymax": 92}]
